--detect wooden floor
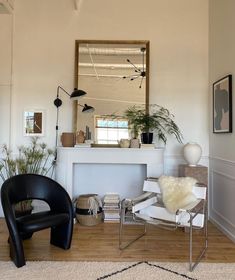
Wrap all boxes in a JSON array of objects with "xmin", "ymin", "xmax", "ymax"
[{"xmin": 0, "ymin": 218, "xmax": 235, "ymax": 263}]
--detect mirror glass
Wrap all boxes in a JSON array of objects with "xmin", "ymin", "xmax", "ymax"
[{"xmin": 75, "ymin": 40, "xmax": 149, "ymax": 144}]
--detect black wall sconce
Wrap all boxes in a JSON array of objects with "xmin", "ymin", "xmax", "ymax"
[{"xmin": 54, "ymin": 86, "xmax": 94, "ymax": 148}]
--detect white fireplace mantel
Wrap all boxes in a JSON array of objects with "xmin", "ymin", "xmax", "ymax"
[{"xmin": 55, "ymin": 147, "xmax": 164, "ymax": 198}]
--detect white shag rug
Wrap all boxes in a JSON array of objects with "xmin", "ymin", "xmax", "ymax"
[{"xmin": 0, "ymin": 261, "xmax": 235, "ymax": 280}]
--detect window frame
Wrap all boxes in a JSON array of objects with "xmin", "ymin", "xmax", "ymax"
[{"xmin": 94, "ymin": 115, "xmax": 129, "ymax": 144}]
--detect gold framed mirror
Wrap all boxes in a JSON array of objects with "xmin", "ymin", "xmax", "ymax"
[{"xmin": 74, "ymin": 39, "xmax": 149, "ymax": 144}]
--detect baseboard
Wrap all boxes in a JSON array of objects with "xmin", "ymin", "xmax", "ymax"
[{"xmin": 210, "ymin": 216, "xmax": 235, "ymax": 243}]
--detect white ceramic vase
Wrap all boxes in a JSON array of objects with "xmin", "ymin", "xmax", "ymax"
[{"xmin": 183, "ymin": 142, "xmax": 202, "ymax": 166}]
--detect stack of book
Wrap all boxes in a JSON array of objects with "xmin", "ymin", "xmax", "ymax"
[
  {"xmin": 74, "ymin": 143, "xmax": 91, "ymax": 148},
  {"xmin": 103, "ymin": 193, "xmax": 120, "ymax": 222},
  {"xmin": 140, "ymin": 143, "xmax": 155, "ymax": 149}
]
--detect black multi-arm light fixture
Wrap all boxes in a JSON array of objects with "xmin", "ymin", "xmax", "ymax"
[
  {"xmin": 123, "ymin": 47, "xmax": 146, "ymax": 89},
  {"xmin": 54, "ymin": 86, "xmax": 94, "ymax": 148}
]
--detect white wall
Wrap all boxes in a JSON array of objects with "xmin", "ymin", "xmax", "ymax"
[
  {"xmin": 8, "ymin": 0, "xmax": 209, "ymax": 174},
  {"xmin": 0, "ymin": 14, "xmax": 12, "ymax": 147},
  {"xmin": 0, "ymin": 0, "xmax": 209, "ymax": 216},
  {"xmin": 0, "ymin": 14, "xmax": 13, "ymax": 216},
  {"xmin": 209, "ymin": 0, "xmax": 235, "ymax": 241},
  {"xmin": 3, "ymin": 0, "xmax": 235, "ymax": 244}
]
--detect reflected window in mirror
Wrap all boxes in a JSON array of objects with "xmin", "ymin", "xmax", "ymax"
[
  {"xmin": 74, "ymin": 40, "xmax": 149, "ymax": 145},
  {"xmin": 95, "ymin": 116, "xmax": 129, "ymax": 144}
]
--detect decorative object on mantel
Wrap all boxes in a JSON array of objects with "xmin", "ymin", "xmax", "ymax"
[
  {"xmin": 141, "ymin": 132, "xmax": 153, "ymax": 144},
  {"xmin": 183, "ymin": 142, "xmax": 202, "ymax": 166},
  {"xmin": 140, "ymin": 143, "xmax": 155, "ymax": 149},
  {"xmin": 123, "ymin": 104, "xmax": 183, "ymax": 145},
  {"xmin": 75, "ymin": 194, "xmax": 103, "ymax": 226},
  {"xmin": 74, "ymin": 143, "xmax": 91, "ymax": 148},
  {"xmin": 130, "ymin": 138, "xmax": 140, "ymax": 148},
  {"xmin": 53, "ymin": 85, "xmax": 95, "ymax": 151},
  {"xmin": 76, "ymin": 130, "xmax": 86, "ymax": 143},
  {"xmin": 61, "ymin": 132, "xmax": 75, "ymax": 147},
  {"xmin": 118, "ymin": 139, "xmax": 130, "ymax": 148},
  {"xmin": 85, "ymin": 125, "xmax": 92, "ymax": 141}
]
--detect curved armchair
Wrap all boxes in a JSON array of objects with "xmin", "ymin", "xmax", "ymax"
[{"xmin": 1, "ymin": 174, "xmax": 74, "ymax": 268}]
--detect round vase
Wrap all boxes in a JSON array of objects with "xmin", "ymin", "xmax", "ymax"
[
  {"xmin": 183, "ymin": 142, "xmax": 202, "ymax": 166},
  {"xmin": 119, "ymin": 139, "xmax": 130, "ymax": 148},
  {"xmin": 61, "ymin": 132, "xmax": 75, "ymax": 147},
  {"xmin": 77, "ymin": 130, "xmax": 86, "ymax": 144}
]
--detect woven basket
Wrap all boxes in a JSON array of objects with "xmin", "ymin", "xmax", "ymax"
[{"xmin": 76, "ymin": 194, "xmax": 103, "ymax": 226}]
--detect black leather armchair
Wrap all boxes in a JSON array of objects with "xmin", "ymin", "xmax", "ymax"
[{"xmin": 1, "ymin": 174, "xmax": 74, "ymax": 268}]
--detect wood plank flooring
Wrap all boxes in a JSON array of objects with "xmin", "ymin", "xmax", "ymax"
[{"xmin": 0, "ymin": 218, "xmax": 235, "ymax": 262}]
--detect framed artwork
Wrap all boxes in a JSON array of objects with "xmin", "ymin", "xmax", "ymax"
[
  {"xmin": 213, "ymin": 75, "xmax": 232, "ymax": 133},
  {"xmin": 23, "ymin": 110, "xmax": 45, "ymax": 136}
]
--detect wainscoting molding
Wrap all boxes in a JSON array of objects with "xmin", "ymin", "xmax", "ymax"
[
  {"xmin": 164, "ymin": 154, "xmax": 208, "ymax": 176},
  {"xmin": 209, "ymin": 157, "xmax": 235, "ymax": 242}
]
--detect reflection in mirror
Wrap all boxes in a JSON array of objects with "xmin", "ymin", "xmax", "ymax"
[
  {"xmin": 23, "ymin": 110, "xmax": 44, "ymax": 136},
  {"xmin": 75, "ymin": 40, "xmax": 149, "ymax": 144}
]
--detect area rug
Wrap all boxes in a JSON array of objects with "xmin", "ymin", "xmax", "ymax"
[{"xmin": 0, "ymin": 261, "xmax": 235, "ymax": 280}]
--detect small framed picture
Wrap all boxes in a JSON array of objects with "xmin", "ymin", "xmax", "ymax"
[
  {"xmin": 213, "ymin": 75, "xmax": 232, "ymax": 133},
  {"xmin": 23, "ymin": 110, "xmax": 45, "ymax": 136}
]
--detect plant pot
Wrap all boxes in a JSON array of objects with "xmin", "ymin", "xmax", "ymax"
[
  {"xmin": 15, "ymin": 201, "xmax": 33, "ymax": 218},
  {"xmin": 15, "ymin": 206, "xmax": 33, "ymax": 218},
  {"xmin": 141, "ymin": 132, "xmax": 153, "ymax": 144}
]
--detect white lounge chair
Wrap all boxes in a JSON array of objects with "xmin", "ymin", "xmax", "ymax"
[{"xmin": 119, "ymin": 177, "xmax": 208, "ymax": 271}]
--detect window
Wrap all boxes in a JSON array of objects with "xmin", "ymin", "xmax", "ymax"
[{"xmin": 95, "ymin": 116, "xmax": 129, "ymax": 144}]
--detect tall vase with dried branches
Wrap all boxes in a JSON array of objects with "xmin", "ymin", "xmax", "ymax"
[{"xmin": 0, "ymin": 137, "xmax": 55, "ymax": 214}]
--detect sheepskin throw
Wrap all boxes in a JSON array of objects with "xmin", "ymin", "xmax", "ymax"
[{"xmin": 158, "ymin": 176, "xmax": 197, "ymax": 213}]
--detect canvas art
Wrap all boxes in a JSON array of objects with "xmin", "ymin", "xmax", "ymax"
[{"xmin": 213, "ymin": 75, "xmax": 232, "ymax": 133}]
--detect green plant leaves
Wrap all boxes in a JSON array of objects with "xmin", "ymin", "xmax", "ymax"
[
  {"xmin": 123, "ymin": 104, "xmax": 183, "ymax": 144},
  {"xmin": 0, "ymin": 137, "xmax": 55, "ymax": 182}
]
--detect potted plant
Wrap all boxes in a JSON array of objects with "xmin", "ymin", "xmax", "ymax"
[
  {"xmin": 123, "ymin": 104, "xmax": 183, "ymax": 144},
  {"xmin": 0, "ymin": 137, "xmax": 55, "ymax": 215}
]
